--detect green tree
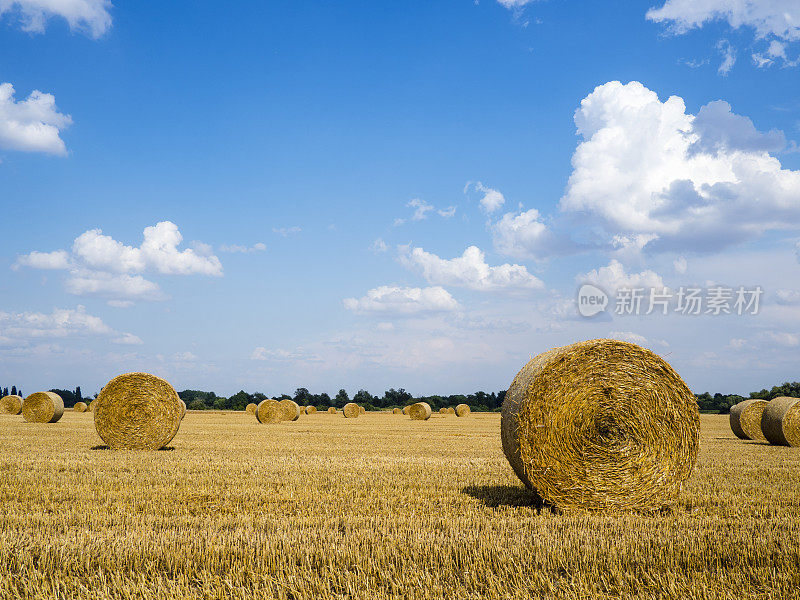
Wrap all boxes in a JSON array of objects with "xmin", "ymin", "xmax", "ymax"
[{"xmin": 335, "ymin": 389, "xmax": 349, "ymax": 406}]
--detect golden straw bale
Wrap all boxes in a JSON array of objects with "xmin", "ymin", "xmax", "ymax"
[
  {"xmin": 761, "ymin": 396, "xmax": 800, "ymax": 447},
  {"xmin": 328, "ymin": 407, "xmax": 337, "ymax": 414},
  {"xmin": 179, "ymin": 399, "xmax": 187, "ymax": 420},
  {"xmin": 392, "ymin": 408, "xmax": 402, "ymax": 414},
  {"xmin": 402, "ymin": 406, "xmax": 410, "ymax": 415},
  {"xmin": 439, "ymin": 407, "xmax": 447, "ymax": 414},
  {"xmin": 94, "ymin": 373, "xmax": 182, "ymax": 450},
  {"xmin": 22, "ymin": 392, "xmax": 64, "ymax": 424},
  {"xmin": 359, "ymin": 405, "xmax": 365, "ymax": 414},
  {"xmin": 246, "ymin": 403, "xmax": 257, "ymax": 415},
  {"xmin": 343, "ymin": 403, "xmax": 360, "ymax": 418},
  {"xmin": 73, "ymin": 402, "xmax": 88, "ymax": 413},
  {"xmin": 409, "ymin": 402, "xmax": 432, "ymax": 421},
  {"xmin": 501, "ymin": 339, "xmax": 699, "ymax": 512},
  {"xmin": 279, "ymin": 399, "xmax": 301, "ymax": 421},
  {"xmin": 446, "ymin": 407, "xmax": 455, "ymax": 414},
  {"xmin": 256, "ymin": 399, "xmax": 283, "ymax": 424},
  {"xmin": 89, "ymin": 399, "xmax": 97, "ymax": 412},
  {"xmin": 0, "ymin": 395, "xmax": 23, "ymax": 415},
  {"xmin": 306, "ymin": 405, "xmax": 317, "ymax": 414},
  {"xmin": 455, "ymin": 404, "xmax": 470, "ymax": 417},
  {"xmin": 729, "ymin": 399, "xmax": 767, "ymax": 440}
]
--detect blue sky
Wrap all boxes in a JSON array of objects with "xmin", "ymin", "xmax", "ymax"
[{"xmin": 2, "ymin": 0, "xmax": 800, "ymax": 397}]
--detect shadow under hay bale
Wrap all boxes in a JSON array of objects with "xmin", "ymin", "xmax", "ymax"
[
  {"xmin": 94, "ymin": 373, "xmax": 182, "ymax": 450},
  {"xmin": 461, "ymin": 485, "xmax": 547, "ymax": 510},
  {"xmin": 22, "ymin": 392, "xmax": 64, "ymax": 424},
  {"xmin": 501, "ymin": 338, "xmax": 699, "ymax": 512}
]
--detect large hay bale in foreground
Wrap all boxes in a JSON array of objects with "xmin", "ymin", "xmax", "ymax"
[
  {"xmin": 73, "ymin": 401, "xmax": 88, "ymax": 413},
  {"xmin": 94, "ymin": 373, "xmax": 182, "ymax": 450},
  {"xmin": 343, "ymin": 402, "xmax": 360, "ymax": 418},
  {"xmin": 761, "ymin": 396, "xmax": 800, "ymax": 447},
  {"xmin": 729, "ymin": 399, "xmax": 767, "ymax": 440},
  {"xmin": 392, "ymin": 407, "xmax": 402, "ymax": 414},
  {"xmin": 256, "ymin": 399, "xmax": 283, "ymax": 424},
  {"xmin": 279, "ymin": 399, "xmax": 301, "ymax": 421},
  {"xmin": 0, "ymin": 395, "xmax": 23, "ymax": 415},
  {"xmin": 328, "ymin": 406, "xmax": 337, "ymax": 414},
  {"xmin": 246, "ymin": 403, "xmax": 257, "ymax": 415},
  {"xmin": 446, "ymin": 407, "xmax": 455, "ymax": 414},
  {"xmin": 22, "ymin": 392, "xmax": 64, "ymax": 423},
  {"xmin": 402, "ymin": 405, "xmax": 411, "ymax": 415},
  {"xmin": 501, "ymin": 339, "xmax": 699, "ymax": 512},
  {"xmin": 306, "ymin": 405, "xmax": 317, "ymax": 414},
  {"xmin": 409, "ymin": 402, "xmax": 432, "ymax": 421},
  {"xmin": 455, "ymin": 404, "xmax": 470, "ymax": 417}
]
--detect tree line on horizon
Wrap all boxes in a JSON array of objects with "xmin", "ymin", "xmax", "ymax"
[{"xmin": 3, "ymin": 382, "xmax": 799, "ymax": 414}]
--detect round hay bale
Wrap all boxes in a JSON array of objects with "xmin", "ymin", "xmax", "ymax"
[
  {"xmin": 179, "ymin": 399, "xmax": 187, "ymax": 420},
  {"xmin": 359, "ymin": 405, "xmax": 366, "ymax": 414},
  {"xmin": 439, "ymin": 407, "xmax": 447, "ymax": 414},
  {"xmin": 306, "ymin": 405, "xmax": 317, "ymax": 414},
  {"xmin": 73, "ymin": 401, "xmax": 88, "ymax": 413},
  {"xmin": 402, "ymin": 405, "xmax": 411, "ymax": 415},
  {"xmin": 409, "ymin": 402, "xmax": 432, "ymax": 421},
  {"xmin": 392, "ymin": 407, "xmax": 402, "ymax": 414},
  {"xmin": 256, "ymin": 399, "xmax": 283, "ymax": 424},
  {"xmin": 446, "ymin": 407, "xmax": 456, "ymax": 414},
  {"xmin": 94, "ymin": 373, "xmax": 181, "ymax": 450},
  {"xmin": 89, "ymin": 399, "xmax": 97, "ymax": 412},
  {"xmin": 501, "ymin": 339, "xmax": 700, "ymax": 512},
  {"xmin": 22, "ymin": 392, "xmax": 64, "ymax": 423},
  {"xmin": 279, "ymin": 399, "xmax": 301, "ymax": 421},
  {"xmin": 761, "ymin": 396, "xmax": 800, "ymax": 447},
  {"xmin": 246, "ymin": 403, "xmax": 257, "ymax": 415},
  {"xmin": 455, "ymin": 404, "xmax": 471, "ymax": 417},
  {"xmin": 328, "ymin": 406, "xmax": 337, "ymax": 414},
  {"xmin": 0, "ymin": 395, "xmax": 23, "ymax": 415},
  {"xmin": 729, "ymin": 399, "xmax": 768, "ymax": 440},
  {"xmin": 343, "ymin": 402, "xmax": 360, "ymax": 418}
]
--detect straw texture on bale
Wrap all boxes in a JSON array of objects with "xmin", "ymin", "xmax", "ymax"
[
  {"xmin": 0, "ymin": 395, "xmax": 23, "ymax": 415},
  {"xmin": 246, "ymin": 403, "xmax": 257, "ymax": 415},
  {"xmin": 455, "ymin": 404, "xmax": 471, "ymax": 417},
  {"xmin": 89, "ymin": 399, "xmax": 97, "ymax": 412},
  {"xmin": 279, "ymin": 399, "xmax": 301, "ymax": 421},
  {"xmin": 392, "ymin": 408, "xmax": 402, "ymax": 414},
  {"xmin": 446, "ymin": 407, "xmax": 455, "ymax": 414},
  {"xmin": 179, "ymin": 399, "xmax": 187, "ymax": 420},
  {"xmin": 328, "ymin": 407, "xmax": 337, "ymax": 414},
  {"xmin": 729, "ymin": 399, "xmax": 767, "ymax": 441},
  {"xmin": 22, "ymin": 392, "xmax": 64, "ymax": 423},
  {"xmin": 359, "ymin": 405, "xmax": 365, "ymax": 414},
  {"xmin": 402, "ymin": 406, "xmax": 410, "ymax": 415},
  {"xmin": 94, "ymin": 373, "xmax": 182, "ymax": 450},
  {"xmin": 439, "ymin": 407, "xmax": 447, "ymax": 414},
  {"xmin": 306, "ymin": 405, "xmax": 317, "ymax": 414},
  {"xmin": 343, "ymin": 403, "xmax": 360, "ymax": 418},
  {"xmin": 409, "ymin": 402, "xmax": 432, "ymax": 421},
  {"xmin": 73, "ymin": 401, "xmax": 88, "ymax": 413},
  {"xmin": 501, "ymin": 339, "xmax": 700, "ymax": 512},
  {"xmin": 760, "ymin": 396, "xmax": 800, "ymax": 447},
  {"xmin": 256, "ymin": 399, "xmax": 283, "ymax": 424}
]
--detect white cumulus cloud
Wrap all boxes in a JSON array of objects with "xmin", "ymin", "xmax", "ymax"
[
  {"xmin": 399, "ymin": 245, "xmax": 544, "ymax": 291},
  {"xmin": 0, "ymin": 0, "xmax": 112, "ymax": 37},
  {"xmin": 578, "ymin": 259, "xmax": 664, "ymax": 294},
  {"xmin": 0, "ymin": 82, "xmax": 72, "ymax": 155},
  {"xmin": 343, "ymin": 285, "xmax": 459, "ymax": 315},
  {"xmin": 0, "ymin": 305, "xmax": 112, "ymax": 340}
]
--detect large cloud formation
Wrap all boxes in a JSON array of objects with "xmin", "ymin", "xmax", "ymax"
[{"xmin": 0, "ymin": 83, "xmax": 72, "ymax": 155}]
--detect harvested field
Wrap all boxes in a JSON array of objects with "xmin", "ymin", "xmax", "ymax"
[{"xmin": 0, "ymin": 412, "xmax": 798, "ymax": 600}]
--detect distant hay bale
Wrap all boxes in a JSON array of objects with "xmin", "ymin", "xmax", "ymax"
[
  {"xmin": 446, "ymin": 407, "xmax": 455, "ymax": 414},
  {"xmin": 343, "ymin": 403, "xmax": 360, "ymax": 418},
  {"xmin": 22, "ymin": 392, "xmax": 64, "ymax": 423},
  {"xmin": 455, "ymin": 404, "xmax": 470, "ymax": 417},
  {"xmin": 761, "ymin": 396, "xmax": 800, "ymax": 447},
  {"xmin": 402, "ymin": 405, "xmax": 410, "ymax": 415},
  {"xmin": 729, "ymin": 399, "xmax": 767, "ymax": 440},
  {"xmin": 328, "ymin": 406, "xmax": 337, "ymax": 414},
  {"xmin": 279, "ymin": 399, "xmax": 301, "ymax": 421},
  {"xmin": 89, "ymin": 399, "xmax": 97, "ymax": 412},
  {"xmin": 73, "ymin": 401, "xmax": 88, "ymax": 413},
  {"xmin": 392, "ymin": 408, "xmax": 402, "ymax": 414},
  {"xmin": 0, "ymin": 395, "xmax": 23, "ymax": 415},
  {"xmin": 246, "ymin": 403, "xmax": 257, "ymax": 415},
  {"xmin": 94, "ymin": 373, "xmax": 182, "ymax": 450},
  {"xmin": 256, "ymin": 399, "xmax": 283, "ymax": 424},
  {"xmin": 359, "ymin": 405, "xmax": 366, "ymax": 414},
  {"xmin": 501, "ymin": 339, "xmax": 700, "ymax": 512},
  {"xmin": 306, "ymin": 405, "xmax": 317, "ymax": 414},
  {"xmin": 409, "ymin": 402, "xmax": 432, "ymax": 421},
  {"xmin": 439, "ymin": 407, "xmax": 447, "ymax": 414},
  {"xmin": 179, "ymin": 399, "xmax": 187, "ymax": 420}
]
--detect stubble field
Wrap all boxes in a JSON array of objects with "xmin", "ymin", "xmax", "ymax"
[{"xmin": 0, "ymin": 411, "xmax": 799, "ymax": 600}]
